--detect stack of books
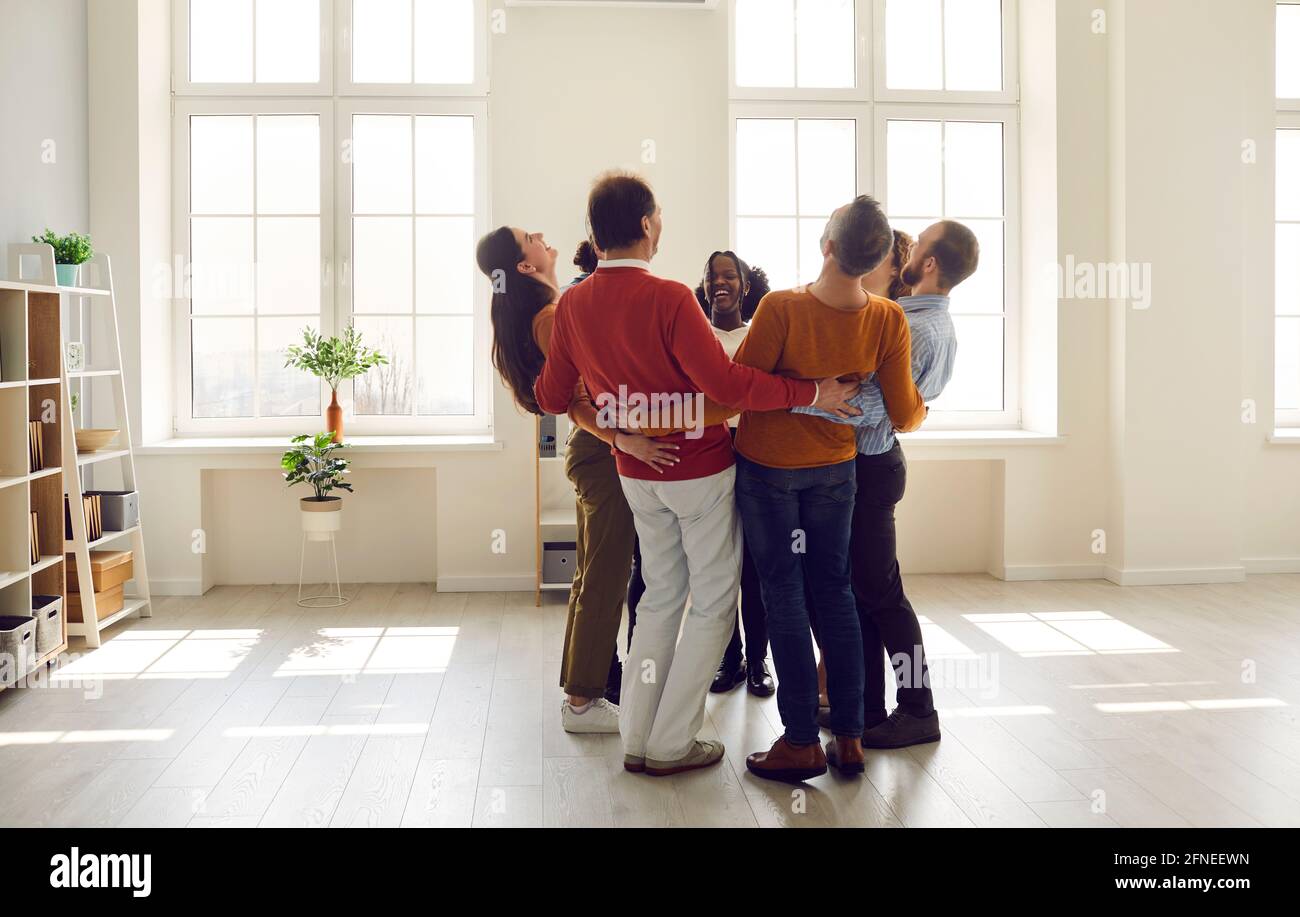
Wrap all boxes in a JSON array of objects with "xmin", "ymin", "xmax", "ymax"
[
  {"xmin": 28, "ymin": 421, "xmax": 44, "ymax": 472},
  {"xmin": 64, "ymin": 494, "xmax": 103, "ymax": 542}
]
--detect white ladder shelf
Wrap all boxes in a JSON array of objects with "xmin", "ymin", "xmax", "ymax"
[{"xmin": 5, "ymin": 244, "xmax": 152, "ymax": 648}]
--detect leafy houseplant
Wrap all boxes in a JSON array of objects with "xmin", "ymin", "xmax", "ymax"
[
  {"xmin": 283, "ymin": 326, "xmax": 388, "ymax": 443},
  {"xmin": 31, "ymin": 229, "xmax": 94, "ymax": 286},
  {"xmin": 282, "ymin": 432, "xmax": 353, "ymax": 540}
]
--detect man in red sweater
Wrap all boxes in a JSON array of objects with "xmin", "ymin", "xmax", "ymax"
[{"xmin": 535, "ymin": 172, "xmax": 858, "ymax": 776}]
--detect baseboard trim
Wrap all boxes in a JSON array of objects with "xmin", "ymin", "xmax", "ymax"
[
  {"xmin": 436, "ymin": 574, "xmax": 536, "ymax": 593},
  {"xmin": 148, "ymin": 578, "xmax": 205, "ymax": 596},
  {"xmin": 1243, "ymin": 557, "xmax": 1300, "ymax": 574},
  {"xmin": 995, "ymin": 564, "xmax": 1108, "ymax": 582},
  {"xmin": 1103, "ymin": 565, "xmax": 1247, "ymax": 586}
]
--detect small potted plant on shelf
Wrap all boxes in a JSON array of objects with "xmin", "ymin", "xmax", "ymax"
[
  {"xmin": 31, "ymin": 229, "xmax": 94, "ymax": 287},
  {"xmin": 282, "ymin": 432, "xmax": 353, "ymax": 541},
  {"xmin": 284, "ymin": 326, "xmax": 387, "ymax": 443}
]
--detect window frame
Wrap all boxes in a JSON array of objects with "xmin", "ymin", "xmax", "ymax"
[
  {"xmin": 728, "ymin": 0, "xmax": 872, "ymax": 102},
  {"xmin": 336, "ymin": 0, "xmax": 490, "ymax": 97},
  {"xmin": 870, "ymin": 0, "xmax": 1018, "ymax": 105},
  {"xmin": 872, "ymin": 102, "xmax": 1021, "ymax": 429},
  {"xmin": 1276, "ymin": 113, "xmax": 1300, "ymax": 429},
  {"xmin": 1278, "ymin": 1, "xmax": 1300, "ymax": 112},
  {"xmin": 728, "ymin": 100, "xmax": 874, "ymax": 289},
  {"xmin": 172, "ymin": 0, "xmax": 335, "ymax": 96},
  {"xmin": 728, "ymin": 0, "xmax": 1022, "ymax": 430},
  {"xmin": 171, "ymin": 0, "xmax": 492, "ymax": 437},
  {"xmin": 335, "ymin": 97, "xmax": 493, "ymax": 436},
  {"xmin": 171, "ymin": 98, "xmax": 337, "ymax": 436}
]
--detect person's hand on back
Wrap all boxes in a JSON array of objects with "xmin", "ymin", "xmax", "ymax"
[
  {"xmin": 812, "ymin": 377, "xmax": 863, "ymax": 419},
  {"xmin": 615, "ymin": 431, "xmax": 681, "ymax": 474}
]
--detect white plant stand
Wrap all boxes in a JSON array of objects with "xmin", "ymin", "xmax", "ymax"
[
  {"xmin": 297, "ymin": 531, "xmax": 348, "ymax": 608},
  {"xmin": 5, "ymin": 244, "xmax": 152, "ymax": 649}
]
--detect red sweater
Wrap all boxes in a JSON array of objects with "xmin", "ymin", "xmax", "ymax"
[{"xmin": 534, "ymin": 264, "xmax": 817, "ymax": 481}]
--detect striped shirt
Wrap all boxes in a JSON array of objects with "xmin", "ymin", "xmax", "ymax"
[{"xmin": 793, "ymin": 294, "xmax": 957, "ymax": 455}]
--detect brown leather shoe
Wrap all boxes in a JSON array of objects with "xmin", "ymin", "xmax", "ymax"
[
  {"xmin": 825, "ymin": 735, "xmax": 865, "ymax": 776},
  {"xmin": 746, "ymin": 737, "xmax": 827, "ymax": 783}
]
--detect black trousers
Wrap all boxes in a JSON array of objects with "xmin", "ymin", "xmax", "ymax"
[
  {"xmin": 607, "ymin": 539, "xmax": 647, "ymax": 693},
  {"xmin": 851, "ymin": 443, "xmax": 933, "ymax": 722},
  {"xmin": 720, "ymin": 537, "xmax": 768, "ymax": 668}
]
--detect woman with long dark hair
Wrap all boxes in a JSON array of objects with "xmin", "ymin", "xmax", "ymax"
[{"xmin": 476, "ymin": 226, "xmax": 676, "ymax": 733}]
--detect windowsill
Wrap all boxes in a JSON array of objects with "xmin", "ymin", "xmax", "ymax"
[
  {"xmin": 134, "ymin": 429, "xmax": 1061, "ymax": 459},
  {"xmin": 1267, "ymin": 429, "xmax": 1300, "ymax": 444},
  {"xmin": 137, "ymin": 434, "xmax": 503, "ymax": 456},
  {"xmin": 899, "ymin": 429, "xmax": 1064, "ymax": 447}
]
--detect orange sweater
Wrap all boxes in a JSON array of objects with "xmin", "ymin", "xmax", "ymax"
[
  {"xmin": 532, "ymin": 304, "xmax": 616, "ymax": 446},
  {"xmin": 734, "ymin": 288, "xmax": 925, "ymax": 469}
]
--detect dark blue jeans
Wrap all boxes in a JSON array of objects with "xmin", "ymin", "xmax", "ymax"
[{"xmin": 735, "ymin": 455, "xmax": 864, "ymax": 745}]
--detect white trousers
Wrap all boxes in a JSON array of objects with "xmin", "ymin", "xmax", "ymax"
[{"xmin": 618, "ymin": 466, "xmax": 741, "ymax": 762}]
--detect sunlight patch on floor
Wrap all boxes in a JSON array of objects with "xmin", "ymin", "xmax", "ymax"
[{"xmin": 964, "ymin": 611, "xmax": 1176, "ymax": 657}]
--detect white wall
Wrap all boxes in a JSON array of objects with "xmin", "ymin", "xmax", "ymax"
[
  {"xmin": 76, "ymin": 0, "xmax": 1298, "ymax": 592},
  {"xmin": 0, "ymin": 0, "xmax": 88, "ymax": 262}
]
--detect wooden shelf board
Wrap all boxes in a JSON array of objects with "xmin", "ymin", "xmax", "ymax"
[
  {"xmin": 28, "ymin": 378, "xmax": 59, "ymax": 386},
  {"xmin": 66, "ymin": 597, "xmax": 147, "ymax": 636},
  {"xmin": 66, "ymin": 524, "xmax": 139, "ymax": 553},
  {"xmin": 28, "ymin": 466, "xmax": 60, "ymax": 481},
  {"xmin": 539, "ymin": 582, "xmax": 573, "ymax": 591},
  {"xmin": 68, "ymin": 369, "xmax": 120, "ymax": 379},
  {"xmin": 0, "ymin": 570, "xmax": 28, "ymax": 591},
  {"xmin": 30, "ymin": 555, "xmax": 62, "ymax": 575},
  {"xmin": 0, "ymin": 380, "xmax": 25, "ymax": 390},
  {"xmin": 34, "ymin": 642, "xmax": 67, "ymax": 668},
  {"xmin": 0, "ymin": 475, "xmax": 27, "ymax": 491},
  {"xmin": 76, "ymin": 448, "xmax": 129, "ymax": 467}
]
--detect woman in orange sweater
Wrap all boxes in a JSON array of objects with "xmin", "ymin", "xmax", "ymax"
[
  {"xmin": 734, "ymin": 198, "xmax": 925, "ymax": 783},
  {"xmin": 475, "ymin": 226, "xmax": 677, "ymax": 734}
]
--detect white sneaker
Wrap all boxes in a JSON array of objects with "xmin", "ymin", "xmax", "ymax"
[{"xmin": 561, "ymin": 697, "xmax": 620, "ymax": 734}]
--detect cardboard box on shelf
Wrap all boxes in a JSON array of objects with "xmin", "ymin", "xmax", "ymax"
[{"xmin": 66, "ymin": 550, "xmax": 133, "ymax": 593}]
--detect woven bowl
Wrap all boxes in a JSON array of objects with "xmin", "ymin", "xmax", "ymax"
[{"xmin": 75, "ymin": 428, "xmax": 120, "ymax": 453}]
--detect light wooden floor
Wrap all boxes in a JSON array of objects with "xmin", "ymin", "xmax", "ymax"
[{"xmin": 2, "ymin": 574, "xmax": 1299, "ymax": 828}]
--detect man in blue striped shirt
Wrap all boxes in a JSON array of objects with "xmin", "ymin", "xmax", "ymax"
[{"xmin": 795, "ymin": 220, "xmax": 977, "ymax": 748}]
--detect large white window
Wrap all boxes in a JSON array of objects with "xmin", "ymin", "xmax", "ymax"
[
  {"xmin": 1277, "ymin": 4, "xmax": 1300, "ymax": 428},
  {"xmin": 172, "ymin": 0, "xmax": 489, "ymax": 436},
  {"xmin": 729, "ymin": 0, "xmax": 1019, "ymax": 428}
]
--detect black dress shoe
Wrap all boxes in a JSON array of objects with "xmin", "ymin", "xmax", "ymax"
[
  {"xmin": 710, "ymin": 660, "xmax": 747, "ymax": 693},
  {"xmin": 746, "ymin": 659, "xmax": 775, "ymax": 697},
  {"xmin": 861, "ymin": 709, "xmax": 941, "ymax": 749}
]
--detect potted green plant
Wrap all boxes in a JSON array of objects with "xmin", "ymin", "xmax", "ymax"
[
  {"xmin": 283, "ymin": 326, "xmax": 388, "ymax": 442},
  {"xmin": 31, "ymin": 229, "xmax": 94, "ymax": 287},
  {"xmin": 281, "ymin": 432, "xmax": 353, "ymax": 541}
]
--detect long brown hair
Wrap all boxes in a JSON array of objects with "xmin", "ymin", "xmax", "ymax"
[
  {"xmin": 476, "ymin": 226, "xmax": 553, "ymax": 415},
  {"xmin": 888, "ymin": 229, "xmax": 916, "ymax": 301}
]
